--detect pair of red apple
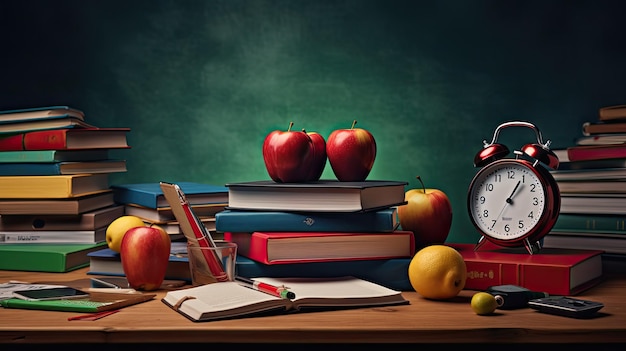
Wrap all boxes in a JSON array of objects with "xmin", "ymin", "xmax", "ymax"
[{"xmin": 262, "ymin": 120, "xmax": 377, "ymax": 182}]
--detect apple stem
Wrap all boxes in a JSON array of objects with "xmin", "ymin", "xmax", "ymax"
[
  {"xmin": 287, "ymin": 122, "xmax": 294, "ymax": 132},
  {"xmin": 351, "ymin": 120, "xmax": 357, "ymax": 129},
  {"xmin": 416, "ymin": 175, "xmax": 426, "ymax": 194}
]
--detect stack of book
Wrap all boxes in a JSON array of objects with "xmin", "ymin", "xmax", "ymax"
[
  {"xmin": 0, "ymin": 105, "xmax": 131, "ymax": 272},
  {"xmin": 546, "ymin": 104, "xmax": 626, "ymax": 260},
  {"xmin": 215, "ymin": 179, "xmax": 415, "ymax": 291},
  {"xmin": 109, "ymin": 181, "xmax": 229, "ymax": 242}
]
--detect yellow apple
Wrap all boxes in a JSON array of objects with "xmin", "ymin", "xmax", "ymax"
[
  {"xmin": 105, "ymin": 215, "xmax": 146, "ymax": 253},
  {"xmin": 398, "ymin": 176, "xmax": 453, "ymax": 248}
]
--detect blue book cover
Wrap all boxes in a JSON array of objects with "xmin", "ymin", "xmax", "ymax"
[
  {"xmin": 111, "ymin": 182, "xmax": 228, "ymax": 208},
  {"xmin": 215, "ymin": 208, "xmax": 399, "ymax": 233},
  {"xmin": 235, "ymin": 255, "xmax": 412, "ymax": 291}
]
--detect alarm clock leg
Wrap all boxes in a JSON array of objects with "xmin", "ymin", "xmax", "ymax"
[{"xmin": 523, "ymin": 238, "xmax": 542, "ymax": 255}]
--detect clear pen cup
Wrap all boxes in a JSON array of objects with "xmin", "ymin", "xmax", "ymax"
[{"xmin": 187, "ymin": 240, "xmax": 237, "ymax": 286}]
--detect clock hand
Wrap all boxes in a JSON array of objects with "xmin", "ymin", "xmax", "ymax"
[{"xmin": 506, "ymin": 180, "xmax": 521, "ymax": 205}]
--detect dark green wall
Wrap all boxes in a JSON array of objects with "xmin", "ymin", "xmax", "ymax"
[{"xmin": 2, "ymin": 0, "xmax": 626, "ymax": 244}]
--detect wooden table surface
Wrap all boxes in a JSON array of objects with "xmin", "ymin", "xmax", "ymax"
[{"xmin": 1, "ymin": 267, "xmax": 625, "ymax": 347}]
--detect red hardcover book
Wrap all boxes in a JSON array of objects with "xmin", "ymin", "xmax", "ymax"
[
  {"xmin": 566, "ymin": 144, "xmax": 626, "ymax": 162},
  {"xmin": 224, "ymin": 230, "xmax": 416, "ymax": 265},
  {"xmin": 448, "ymin": 242, "xmax": 604, "ymax": 295},
  {"xmin": 0, "ymin": 128, "xmax": 130, "ymax": 151}
]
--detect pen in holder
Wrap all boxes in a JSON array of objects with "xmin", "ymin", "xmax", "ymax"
[{"xmin": 187, "ymin": 240, "xmax": 237, "ymax": 285}]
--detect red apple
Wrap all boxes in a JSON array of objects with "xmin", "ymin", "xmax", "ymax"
[
  {"xmin": 262, "ymin": 122, "xmax": 322, "ymax": 182},
  {"xmin": 398, "ymin": 176, "xmax": 453, "ymax": 248},
  {"xmin": 326, "ymin": 120, "xmax": 376, "ymax": 182},
  {"xmin": 304, "ymin": 130, "xmax": 327, "ymax": 181},
  {"xmin": 120, "ymin": 225, "xmax": 171, "ymax": 291}
]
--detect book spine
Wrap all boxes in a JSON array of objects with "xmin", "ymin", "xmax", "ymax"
[
  {"xmin": 567, "ymin": 146, "xmax": 626, "ymax": 162},
  {"xmin": 113, "ymin": 190, "xmax": 158, "ymax": 208},
  {"xmin": 553, "ymin": 214, "xmax": 626, "ymax": 234},
  {"xmin": 0, "ymin": 163, "xmax": 63, "ymax": 176},
  {"xmin": 463, "ymin": 260, "xmax": 572, "ymax": 296},
  {"xmin": 0, "ymin": 129, "xmax": 69, "ymax": 151},
  {"xmin": 224, "ymin": 232, "xmax": 272, "ymax": 264},
  {"xmin": 0, "ymin": 134, "xmax": 25, "ymax": 151},
  {"xmin": 0, "ymin": 229, "xmax": 104, "ymax": 244},
  {"xmin": 215, "ymin": 209, "xmax": 398, "ymax": 233}
]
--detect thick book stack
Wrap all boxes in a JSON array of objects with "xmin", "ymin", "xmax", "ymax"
[
  {"xmin": 110, "ymin": 181, "xmax": 229, "ymax": 242},
  {"xmin": 214, "ymin": 179, "xmax": 415, "ymax": 291},
  {"xmin": 0, "ymin": 106, "xmax": 131, "ymax": 272},
  {"xmin": 547, "ymin": 104, "xmax": 626, "ymax": 262}
]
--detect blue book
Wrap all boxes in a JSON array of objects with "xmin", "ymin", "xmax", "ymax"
[
  {"xmin": 0, "ymin": 160, "xmax": 127, "ymax": 176},
  {"xmin": 215, "ymin": 207, "xmax": 399, "ymax": 233},
  {"xmin": 235, "ymin": 256, "xmax": 412, "ymax": 291},
  {"xmin": 111, "ymin": 181, "xmax": 228, "ymax": 208}
]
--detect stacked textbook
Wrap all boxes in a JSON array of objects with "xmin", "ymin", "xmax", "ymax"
[
  {"xmin": 547, "ymin": 104, "xmax": 626, "ymax": 261},
  {"xmin": 0, "ymin": 105, "xmax": 131, "ymax": 272},
  {"xmin": 216, "ymin": 179, "xmax": 415, "ymax": 291}
]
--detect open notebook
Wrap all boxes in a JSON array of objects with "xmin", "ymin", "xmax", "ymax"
[{"xmin": 162, "ymin": 276, "xmax": 409, "ymax": 322}]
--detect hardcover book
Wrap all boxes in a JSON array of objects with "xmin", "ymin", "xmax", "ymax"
[
  {"xmin": 0, "ymin": 106, "xmax": 84, "ymax": 122},
  {"xmin": 162, "ymin": 276, "xmax": 408, "ymax": 322},
  {"xmin": 0, "ymin": 159, "xmax": 127, "ymax": 176},
  {"xmin": 0, "ymin": 116, "xmax": 96, "ymax": 134},
  {"xmin": 111, "ymin": 181, "xmax": 228, "ymax": 208},
  {"xmin": 599, "ymin": 104, "xmax": 626, "ymax": 121},
  {"xmin": 0, "ymin": 191, "xmax": 115, "ymax": 215},
  {"xmin": 0, "ymin": 174, "xmax": 110, "ymax": 198},
  {"xmin": 560, "ymin": 194, "xmax": 626, "ymax": 215},
  {"xmin": 0, "ymin": 227, "xmax": 106, "ymax": 244},
  {"xmin": 448, "ymin": 243, "xmax": 604, "ymax": 296},
  {"xmin": 215, "ymin": 207, "xmax": 399, "ymax": 233},
  {"xmin": 0, "ymin": 127, "xmax": 130, "ymax": 151},
  {"xmin": 0, "ymin": 149, "xmax": 110, "ymax": 163},
  {"xmin": 550, "ymin": 167, "xmax": 626, "ymax": 181},
  {"xmin": 552, "ymin": 213, "xmax": 626, "ymax": 234},
  {"xmin": 543, "ymin": 233, "xmax": 626, "ymax": 255},
  {"xmin": 0, "ymin": 205, "xmax": 124, "ymax": 231},
  {"xmin": 582, "ymin": 121, "xmax": 626, "ymax": 136},
  {"xmin": 566, "ymin": 144, "xmax": 626, "ymax": 162},
  {"xmin": 0, "ymin": 291, "xmax": 155, "ymax": 313},
  {"xmin": 224, "ymin": 230, "xmax": 416, "ymax": 265},
  {"xmin": 556, "ymin": 180, "xmax": 626, "ymax": 194},
  {"xmin": 0, "ymin": 242, "xmax": 107, "ymax": 272},
  {"xmin": 225, "ymin": 179, "xmax": 408, "ymax": 212},
  {"xmin": 125, "ymin": 202, "xmax": 227, "ymax": 223}
]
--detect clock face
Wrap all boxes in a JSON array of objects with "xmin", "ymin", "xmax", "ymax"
[{"xmin": 468, "ymin": 159, "xmax": 548, "ymax": 241}]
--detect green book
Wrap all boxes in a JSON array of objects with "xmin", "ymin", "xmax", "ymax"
[
  {"xmin": 0, "ymin": 292, "xmax": 156, "ymax": 313},
  {"xmin": 553, "ymin": 213, "xmax": 626, "ymax": 235},
  {"xmin": 0, "ymin": 149, "xmax": 110, "ymax": 163},
  {"xmin": 0, "ymin": 242, "xmax": 107, "ymax": 272}
]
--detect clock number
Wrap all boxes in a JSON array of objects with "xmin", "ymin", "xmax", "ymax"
[
  {"xmin": 504, "ymin": 224, "xmax": 510, "ymax": 232},
  {"xmin": 532, "ymin": 197, "xmax": 538, "ymax": 205},
  {"xmin": 530, "ymin": 183, "xmax": 536, "ymax": 192},
  {"xmin": 486, "ymin": 183, "xmax": 494, "ymax": 191},
  {"xmin": 479, "ymin": 195, "xmax": 486, "ymax": 204},
  {"xmin": 494, "ymin": 174, "xmax": 501, "ymax": 182},
  {"xmin": 483, "ymin": 210, "xmax": 489, "ymax": 217},
  {"xmin": 518, "ymin": 220, "xmax": 524, "ymax": 229},
  {"xmin": 507, "ymin": 171, "xmax": 514, "ymax": 179}
]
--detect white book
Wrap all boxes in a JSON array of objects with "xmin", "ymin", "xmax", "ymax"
[
  {"xmin": 162, "ymin": 276, "xmax": 408, "ymax": 322},
  {"xmin": 560, "ymin": 194, "xmax": 626, "ymax": 215},
  {"xmin": 0, "ymin": 227, "xmax": 106, "ymax": 244}
]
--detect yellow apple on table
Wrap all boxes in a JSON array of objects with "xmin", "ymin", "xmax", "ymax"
[
  {"xmin": 397, "ymin": 175, "xmax": 453, "ymax": 248},
  {"xmin": 105, "ymin": 215, "xmax": 151, "ymax": 253}
]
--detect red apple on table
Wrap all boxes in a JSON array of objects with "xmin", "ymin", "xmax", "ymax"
[
  {"xmin": 398, "ymin": 176, "xmax": 453, "ymax": 248},
  {"xmin": 120, "ymin": 225, "xmax": 171, "ymax": 291},
  {"xmin": 326, "ymin": 120, "xmax": 376, "ymax": 182},
  {"xmin": 262, "ymin": 122, "xmax": 325, "ymax": 182}
]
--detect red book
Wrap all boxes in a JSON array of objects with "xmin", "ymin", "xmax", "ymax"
[
  {"xmin": 0, "ymin": 128, "xmax": 130, "ymax": 151},
  {"xmin": 448, "ymin": 242, "xmax": 604, "ymax": 296},
  {"xmin": 566, "ymin": 144, "xmax": 626, "ymax": 162},
  {"xmin": 224, "ymin": 230, "xmax": 416, "ymax": 265}
]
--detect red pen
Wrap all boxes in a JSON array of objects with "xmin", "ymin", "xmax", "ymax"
[
  {"xmin": 235, "ymin": 276, "xmax": 296, "ymax": 300},
  {"xmin": 68, "ymin": 309, "xmax": 120, "ymax": 321},
  {"xmin": 175, "ymin": 185, "xmax": 228, "ymax": 282}
]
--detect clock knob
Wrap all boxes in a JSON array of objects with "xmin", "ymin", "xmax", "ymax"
[
  {"xmin": 474, "ymin": 143, "xmax": 509, "ymax": 168},
  {"xmin": 521, "ymin": 143, "xmax": 560, "ymax": 170}
]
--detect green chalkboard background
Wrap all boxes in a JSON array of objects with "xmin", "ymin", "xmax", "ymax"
[{"xmin": 2, "ymin": 0, "xmax": 626, "ymax": 244}]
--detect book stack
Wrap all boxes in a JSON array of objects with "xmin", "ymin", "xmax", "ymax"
[
  {"xmin": 215, "ymin": 179, "xmax": 415, "ymax": 291},
  {"xmin": 0, "ymin": 105, "xmax": 131, "ymax": 272},
  {"xmin": 546, "ymin": 104, "xmax": 626, "ymax": 261},
  {"xmin": 109, "ymin": 181, "xmax": 229, "ymax": 242}
]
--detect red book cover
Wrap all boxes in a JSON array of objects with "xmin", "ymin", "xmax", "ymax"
[
  {"xmin": 0, "ymin": 128, "xmax": 130, "ymax": 151},
  {"xmin": 566, "ymin": 144, "xmax": 626, "ymax": 162},
  {"xmin": 448, "ymin": 242, "xmax": 604, "ymax": 295},
  {"xmin": 224, "ymin": 230, "xmax": 416, "ymax": 265}
]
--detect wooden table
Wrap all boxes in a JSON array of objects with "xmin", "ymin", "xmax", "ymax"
[{"xmin": 1, "ymin": 267, "xmax": 625, "ymax": 348}]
